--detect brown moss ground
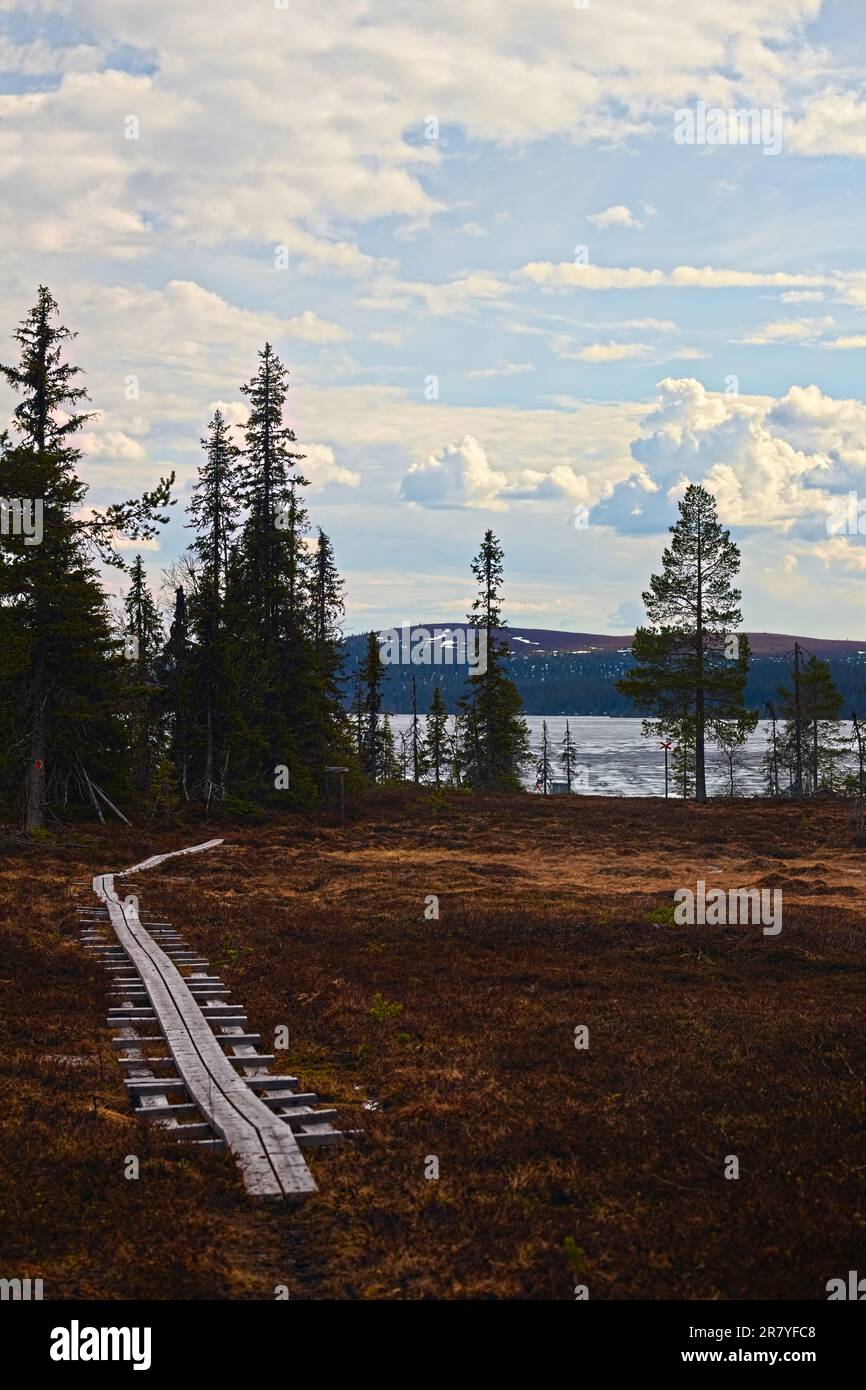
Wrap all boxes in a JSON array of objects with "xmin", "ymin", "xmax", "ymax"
[{"xmin": 1, "ymin": 793, "xmax": 864, "ymax": 1299}]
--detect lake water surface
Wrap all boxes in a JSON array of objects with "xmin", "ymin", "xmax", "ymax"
[{"xmin": 387, "ymin": 715, "xmax": 857, "ymax": 797}]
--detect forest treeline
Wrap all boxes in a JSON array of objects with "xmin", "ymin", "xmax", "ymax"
[
  {"xmin": 0, "ymin": 289, "xmax": 862, "ymax": 827},
  {"xmin": 0, "ymin": 290, "xmax": 530, "ymax": 830},
  {"xmin": 342, "ymin": 639, "xmax": 866, "ymax": 721}
]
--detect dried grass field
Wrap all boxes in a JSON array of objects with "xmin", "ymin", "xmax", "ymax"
[{"xmin": 1, "ymin": 792, "xmax": 864, "ymax": 1300}]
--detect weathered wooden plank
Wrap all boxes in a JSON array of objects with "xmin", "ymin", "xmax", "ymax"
[
  {"xmin": 280, "ymin": 1108, "xmax": 339, "ymax": 1127},
  {"xmin": 119, "ymin": 1057, "xmax": 177, "ymax": 1069},
  {"xmin": 137, "ymin": 1102, "xmax": 199, "ymax": 1119},
  {"xmin": 125, "ymin": 1078, "xmax": 188, "ymax": 1093},
  {"xmin": 259, "ymin": 1092, "xmax": 320, "ymax": 1108},
  {"xmin": 294, "ymin": 1131, "xmax": 345, "ymax": 1148},
  {"xmin": 170, "ymin": 1122, "xmax": 214, "ymax": 1139},
  {"xmin": 243, "ymin": 1075, "xmax": 300, "ymax": 1091}
]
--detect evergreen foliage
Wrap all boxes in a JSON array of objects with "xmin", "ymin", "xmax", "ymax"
[
  {"xmin": 617, "ymin": 485, "xmax": 754, "ymax": 802},
  {"xmin": 0, "ymin": 287, "xmax": 174, "ymax": 828},
  {"xmin": 0, "ymin": 293, "xmax": 354, "ymax": 825},
  {"xmin": 458, "ymin": 530, "xmax": 530, "ymax": 791},
  {"xmin": 424, "ymin": 686, "xmax": 449, "ymax": 787},
  {"xmin": 771, "ymin": 648, "xmax": 844, "ymax": 796},
  {"xmin": 559, "ymin": 720, "xmax": 579, "ymax": 791}
]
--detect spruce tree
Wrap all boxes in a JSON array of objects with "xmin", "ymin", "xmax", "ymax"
[
  {"xmin": 352, "ymin": 675, "xmax": 365, "ymax": 765},
  {"xmin": 0, "ymin": 287, "xmax": 173, "ymax": 828},
  {"xmin": 361, "ymin": 631, "xmax": 384, "ymax": 780},
  {"xmin": 776, "ymin": 652, "xmax": 843, "ymax": 795},
  {"xmin": 560, "ymin": 720, "xmax": 578, "ymax": 791},
  {"xmin": 188, "ymin": 409, "xmax": 239, "ymax": 592},
  {"xmin": 460, "ymin": 530, "xmax": 530, "ymax": 791},
  {"xmin": 379, "ymin": 714, "xmax": 400, "ymax": 782},
  {"xmin": 147, "ymin": 751, "xmax": 184, "ymax": 826},
  {"xmin": 231, "ymin": 344, "xmax": 319, "ymax": 804},
  {"xmin": 184, "ymin": 412, "xmax": 240, "ymax": 804},
  {"xmin": 163, "ymin": 587, "xmax": 191, "ymax": 800},
  {"xmin": 424, "ymin": 686, "xmax": 449, "ymax": 787},
  {"xmin": 124, "ymin": 555, "xmax": 163, "ymax": 672},
  {"xmin": 122, "ymin": 555, "xmax": 165, "ymax": 795},
  {"xmin": 535, "ymin": 719, "xmax": 552, "ymax": 793},
  {"xmin": 235, "ymin": 344, "xmax": 307, "ymax": 642},
  {"xmin": 617, "ymin": 484, "xmax": 748, "ymax": 803},
  {"xmin": 672, "ymin": 720, "xmax": 697, "ymax": 799},
  {"xmin": 308, "ymin": 528, "xmax": 352, "ymax": 784},
  {"xmin": 219, "ymin": 546, "xmax": 268, "ymax": 801},
  {"xmin": 398, "ymin": 727, "xmax": 410, "ymax": 781},
  {"xmin": 802, "ymin": 656, "xmax": 843, "ymax": 793}
]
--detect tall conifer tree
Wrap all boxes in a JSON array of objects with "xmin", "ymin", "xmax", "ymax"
[
  {"xmin": 775, "ymin": 652, "xmax": 843, "ymax": 795},
  {"xmin": 361, "ymin": 631, "xmax": 384, "ymax": 780},
  {"xmin": 424, "ymin": 686, "xmax": 449, "ymax": 787},
  {"xmin": 560, "ymin": 721, "xmax": 578, "ymax": 792},
  {"xmin": 232, "ymin": 344, "xmax": 319, "ymax": 803},
  {"xmin": 617, "ymin": 485, "xmax": 748, "ymax": 803},
  {"xmin": 123, "ymin": 555, "xmax": 164, "ymax": 794},
  {"xmin": 163, "ymin": 587, "xmax": 191, "ymax": 800},
  {"xmin": 185, "ymin": 412, "xmax": 240, "ymax": 803},
  {"xmin": 0, "ymin": 287, "xmax": 173, "ymax": 828},
  {"xmin": 308, "ymin": 527, "xmax": 352, "ymax": 782},
  {"xmin": 460, "ymin": 530, "xmax": 530, "ymax": 791}
]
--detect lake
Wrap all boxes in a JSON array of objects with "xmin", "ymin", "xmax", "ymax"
[{"xmin": 386, "ymin": 715, "xmax": 857, "ymax": 797}]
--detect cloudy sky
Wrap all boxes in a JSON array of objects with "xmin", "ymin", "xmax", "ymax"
[{"xmin": 3, "ymin": 0, "xmax": 866, "ymax": 636}]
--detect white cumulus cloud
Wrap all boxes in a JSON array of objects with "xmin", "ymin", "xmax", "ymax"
[
  {"xmin": 400, "ymin": 435, "xmax": 508, "ymax": 509},
  {"xmin": 588, "ymin": 204, "xmax": 644, "ymax": 230}
]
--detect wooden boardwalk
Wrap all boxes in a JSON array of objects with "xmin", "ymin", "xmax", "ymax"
[{"xmin": 82, "ymin": 840, "xmax": 348, "ymax": 1198}]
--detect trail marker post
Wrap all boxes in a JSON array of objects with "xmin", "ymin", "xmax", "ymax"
[{"xmin": 324, "ymin": 766, "xmax": 348, "ymax": 819}]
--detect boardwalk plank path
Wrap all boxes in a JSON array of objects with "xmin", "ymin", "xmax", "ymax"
[{"xmin": 91, "ymin": 840, "xmax": 321, "ymax": 1198}]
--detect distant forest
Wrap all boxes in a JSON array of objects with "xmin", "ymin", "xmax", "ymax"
[{"xmin": 342, "ymin": 637, "xmax": 866, "ymax": 719}]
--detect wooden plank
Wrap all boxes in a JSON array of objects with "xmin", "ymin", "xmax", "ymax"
[
  {"xmin": 259, "ymin": 1092, "xmax": 320, "ymax": 1108},
  {"xmin": 137, "ymin": 1103, "xmax": 199, "ymax": 1119},
  {"xmin": 243, "ymin": 1075, "xmax": 300, "ymax": 1091},
  {"xmin": 125, "ymin": 1078, "xmax": 188, "ymax": 1093},
  {"xmin": 294, "ymin": 1132, "xmax": 344, "ymax": 1148},
  {"xmin": 119, "ymin": 1057, "xmax": 177, "ymax": 1069},
  {"xmin": 281, "ymin": 1108, "xmax": 338, "ymax": 1127},
  {"xmin": 170, "ymin": 1122, "xmax": 214, "ymax": 1139}
]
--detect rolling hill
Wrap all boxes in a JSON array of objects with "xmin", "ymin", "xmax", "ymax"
[{"xmin": 341, "ymin": 626, "xmax": 866, "ymax": 716}]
